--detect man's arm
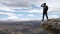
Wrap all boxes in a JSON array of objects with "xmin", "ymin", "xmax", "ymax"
[{"xmin": 41, "ymin": 4, "xmax": 44, "ymax": 7}]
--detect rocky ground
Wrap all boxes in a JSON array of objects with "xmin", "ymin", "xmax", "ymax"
[{"xmin": 0, "ymin": 18, "xmax": 60, "ymax": 34}]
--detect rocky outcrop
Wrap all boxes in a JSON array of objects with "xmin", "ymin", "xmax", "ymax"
[{"xmin": 41, "ymin": 18, "xmax": 60, "ymax": 34}]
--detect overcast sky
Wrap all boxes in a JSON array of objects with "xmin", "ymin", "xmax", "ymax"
[{"xmin": 0, "ymin": 0, "xmax": 60, "ymax": 21}]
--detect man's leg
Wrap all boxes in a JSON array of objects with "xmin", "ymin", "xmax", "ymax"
[
  {"xmin": 46, "ymin": 13, "xmax": 48, "ymax": 20},
  {"xmin": 42, "ymin": 13, "xmax": 44, "ymax": 21}
]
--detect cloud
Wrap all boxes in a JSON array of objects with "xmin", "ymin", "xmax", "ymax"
[
  {"xmin": 11, "ymin": 8, "xmax": 32, "ymax": 11},
  {"xmin": 0, "ymin": 0, "xmax": 60, "ymax": 8},
  {"xmin": 0, "ymin": 7, "xmax": 14, "ymax": 12},
  {"xmin": 0, "ymin": 0, "xmax": 60, "ymax": 21},
  {"xmin": 0, "ymin": 12, "xmax": 18, "ymax": 20},
  {"xmin": 27, "ymin": 14, "xmax": 34, "ymax": 17},
  {"xmin": 0, "ymin": 0, "xmax": 41, "ymax": 8},
  {"xmin": 0, "ymin": 0, "xmax": 31, "ymax": 7},
  {"xmin": 17, "ymin": 14, "xmax": 24, "ymax": 16},
  {"xmin": 0, "ymin": 0, "xmax": 60, "ymax": 11},
  {"xmin": 0, "ymin": 14, "xmax": 9, "ymax": 19},
  {"xmin": 48, "ymin": 15, "xmax": 60, "ymax": 19}
]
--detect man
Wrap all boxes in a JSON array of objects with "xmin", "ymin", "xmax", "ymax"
[{"xmin": 41, "ymin": 3, "xmax": 48, "ymax": 21}]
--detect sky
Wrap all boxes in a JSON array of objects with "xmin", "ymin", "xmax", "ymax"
[{"xmin": 0, "ymin": 0, "xmax": 60, "ymax": 21}]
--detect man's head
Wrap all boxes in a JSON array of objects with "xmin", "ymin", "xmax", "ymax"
[
  {"xmin": 43, "ymin": 3, "xmax": 46, "ymax": 6},
  {"xmin": 41, "ymin": 3, "xmax": 46, "ymax": 7}
]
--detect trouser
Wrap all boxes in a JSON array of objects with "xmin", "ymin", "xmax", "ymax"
[{"xmin": 42, "ymin": 13, "xmax": 48, "ymax": 21}]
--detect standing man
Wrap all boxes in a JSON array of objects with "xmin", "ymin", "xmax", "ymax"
[{"xmin": 41, "ymin": 3, "xmax": 48, "ymax": 21}]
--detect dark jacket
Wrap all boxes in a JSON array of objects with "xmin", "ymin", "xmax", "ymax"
[{"xmin": 41, "ymin": 5, "xmax": 48, "ymax": 14}]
